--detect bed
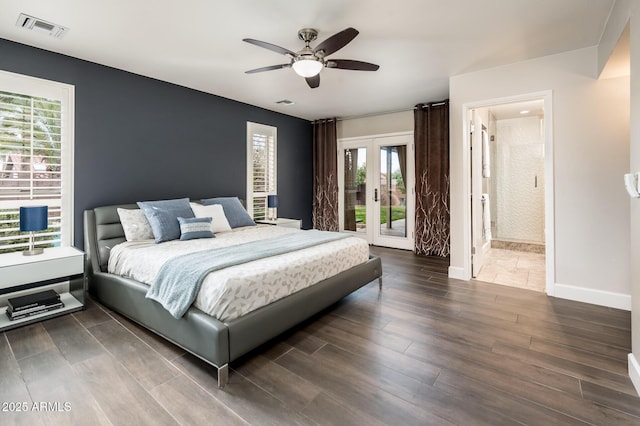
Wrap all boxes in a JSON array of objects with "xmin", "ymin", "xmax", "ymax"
[{"xmin": 83, "ymin": 203, "xmax": 382, "ymax": 388}]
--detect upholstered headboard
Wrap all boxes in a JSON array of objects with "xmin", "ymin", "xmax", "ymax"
[
  {"xmin": 84, "ymin": 198, "xmax": 249, "ymax": 274},
  {"xmin": 84, "ymin": 204, "xmax": 136, "ymax": 273}
]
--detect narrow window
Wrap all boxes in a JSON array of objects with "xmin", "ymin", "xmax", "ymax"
[
  {"xmin": 0, "ymin": 71, "xmax": 74, "ymax": 253},
  {"xmin": 246, "ymin": 122, "xmax": 277, "ymax": 220}
]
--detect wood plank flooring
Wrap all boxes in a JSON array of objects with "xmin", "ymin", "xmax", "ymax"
[{"xmin": 1, "ymin": 246, "xmax": 638, "ymax": 425}]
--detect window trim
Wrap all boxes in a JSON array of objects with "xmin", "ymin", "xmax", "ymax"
[
  {"xmin": 0, "ymin": 70, "xmax": 75, "ymax": 249},
  {"xmin": 246, "ymin": 121, "xmax": 277, "ymax": 220}
]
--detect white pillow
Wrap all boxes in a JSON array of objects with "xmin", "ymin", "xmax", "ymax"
[
  {"xmin": 190, "ymin": 203, "xmax": 232, "ymax": 233},
  {"xmin": 117, "ymin": 208, "xmax": 154, "ymax": 241}
]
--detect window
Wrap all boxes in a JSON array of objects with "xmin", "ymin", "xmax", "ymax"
[
  {"xmin": 246, "ymin": 122, "xmax": 277, "ymax": 220},
  {"xmin": 0, "ymin": 71, "xmax": 74, "ymax": 254}
]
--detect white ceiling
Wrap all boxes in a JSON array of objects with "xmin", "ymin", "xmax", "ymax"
[
  {"xmin": 488, "ymin": 99, "xmax": 545, "ymax": 121},
  {"xmin": 0, "ymin": 0, "xmax": 615, "ymax": 121}
]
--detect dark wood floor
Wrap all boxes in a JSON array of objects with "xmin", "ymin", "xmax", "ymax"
[{"xmin": 2, "ymin": 246, "xmax": 639, "ymax": 425}]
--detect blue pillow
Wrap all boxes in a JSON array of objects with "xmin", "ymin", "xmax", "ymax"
[
  {"xmin": 200, "ymin": 196, "xmax": 256, "ymax": 228},
  {"xmin": 137, "ymin": 198, "xmax": 194, "ymax": 243},
  {"xmin": 178, "ymin": 216, "xmax": 215, "ymax": 240}
]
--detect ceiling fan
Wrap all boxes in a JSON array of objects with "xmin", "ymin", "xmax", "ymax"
[{"xmin": 243, "ymin": 27, "xmax": 379, "ymax": 89}]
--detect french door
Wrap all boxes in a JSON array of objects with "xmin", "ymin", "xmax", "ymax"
[{"xmin": 338, "ymin": 133, "xmax": 414, "ymax": 250}]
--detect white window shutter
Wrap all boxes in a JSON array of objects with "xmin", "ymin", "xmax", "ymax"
[
  {"xmin": 0, "ymin": 73, "xmax": 73, "ymax": 253},
  {"xmin": 247, "ymin": 122, "xmax": 277, "ymax": 220}
]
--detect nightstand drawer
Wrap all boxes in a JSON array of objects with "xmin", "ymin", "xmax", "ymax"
[{"xmin": 0, "ymin": 247, "xmax": 84, "ymax": 290}]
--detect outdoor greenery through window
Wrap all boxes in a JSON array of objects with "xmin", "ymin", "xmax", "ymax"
[
  {"xmin": 247, "ymin": 122, "xmax": 277, "ymax": 220},
  {"xmin": 344, "ymin": 147, "xmax": 406, "ymax": 229},
  {"xmin": 0, "ymin": 73, "xmax": 73, "ymax": 254}
]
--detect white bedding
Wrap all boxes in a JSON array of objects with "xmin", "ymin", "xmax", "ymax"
[{"xmin": 108, "ymin": 225, "xmax": 370, "ymax": 321}]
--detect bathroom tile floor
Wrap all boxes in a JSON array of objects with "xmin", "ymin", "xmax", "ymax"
[{"xmin": 476, "ymin": 248, "xmax": 546, "ymax": 292}]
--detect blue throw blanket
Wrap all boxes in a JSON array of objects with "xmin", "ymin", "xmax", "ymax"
[{"xmin": 146, "ymin": 230, "xmax": 350, "ymax": 318}]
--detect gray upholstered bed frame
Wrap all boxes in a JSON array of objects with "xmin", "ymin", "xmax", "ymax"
[{"xmin": 83, "ymin": 204, "xmax": 382, "ymax": 388}]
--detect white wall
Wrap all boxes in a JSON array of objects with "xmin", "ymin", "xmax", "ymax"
[
  {"xmin": 599, "ymin": 0, "xmax": 640, "ymax": 396},
  {"xmin": 337, "ymin": 110, "xmax": 413, "ymax": 139},
  {"xmin": 630, "ymin": 4, "xmax": 640, "ymax": 395},
  {"xmin": 450, "ymin": 46, "xmax": 631, "ymax": 307}
]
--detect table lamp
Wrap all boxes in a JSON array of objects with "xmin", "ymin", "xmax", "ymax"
[
  {"xmin": 267, "ymin": 195, "xmax": 279, "ymax": 221},
  {"xmin": 20, "ymin": 205, "xmax": 48, "ymax": 256}
]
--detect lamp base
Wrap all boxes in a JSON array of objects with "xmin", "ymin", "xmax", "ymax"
[
  {"xmin": 23, "ymin": 248, "xmax": 44, "ymax": 256},
  {"xmin": 23, "ymin": 232, "xmax": 43, "ymax": 256}
]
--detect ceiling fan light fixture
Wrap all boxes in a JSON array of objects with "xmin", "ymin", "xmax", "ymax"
[
  {"xmin": 292, "ymin": 58, "xmax": 323, "ymax": 77},
  {"xmin": 243, "ymin": 27, "xmax": 378, "ymax": 88}
]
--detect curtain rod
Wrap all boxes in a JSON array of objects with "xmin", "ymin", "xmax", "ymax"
[
  {"xmin": 336, "ymin": 107, "xmax": 413, "ymax": 122},
  {"xmin": 418, "ymin": 100, "xmax": 448, "ymax": 108},
  {"xmin": 313, "ymin": 100, "xmax": 449, "ymax": 123}
]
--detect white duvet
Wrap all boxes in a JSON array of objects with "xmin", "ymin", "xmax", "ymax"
[{"xmin": 108, "ymin": 225, "xmax": 370, "ymax": 321}]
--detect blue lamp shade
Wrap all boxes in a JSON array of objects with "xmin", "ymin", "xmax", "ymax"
[
  {"xmin": 20, "ymin": 206, "xmax": 48, "ymax": 232},
  {"xmin": 267, "ymin": 195, "xmax": 279, "ymax": 208}
]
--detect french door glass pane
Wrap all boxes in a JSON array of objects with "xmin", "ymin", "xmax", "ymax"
[
  {"xmin": 343, "ymin": 148, "xmax": 366, "ymax": 233},
  {"xmin": 379, "ymin": 145, "xmax": 407, "ymax": 238}
]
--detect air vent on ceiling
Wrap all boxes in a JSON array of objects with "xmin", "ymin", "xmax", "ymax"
[
  {"xmin": 16, "ymin": 13, "xmax": 68, "ymax": 38},
  {"xmin": 275, "ymin": 99, "xmax": 295, "ymax": 106}
]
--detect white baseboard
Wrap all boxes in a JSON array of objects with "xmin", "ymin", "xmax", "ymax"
[
  {"xmin": 448, "ymin": 266, "xmax": 467, "ymax": 280},
  {"xmin": 629, "ymin": 353, "xmax": 640, "ymax": 397},
  {"xmin": 554, "ymin": 283, "xmax": 631, "ymax": 311}
]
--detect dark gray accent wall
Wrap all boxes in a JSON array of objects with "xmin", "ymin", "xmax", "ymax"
[{"xmin": 0, "ymin": 39, "xmax": 313, "ymax": 247}]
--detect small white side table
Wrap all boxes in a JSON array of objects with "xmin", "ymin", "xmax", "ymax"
[
  {"xmin": 0, "ymin": 246, "xmax": 86, "ymax": 331},
  {"xmin": 256, "ymin": 218, "xmax": 302, "ymax": 229}
]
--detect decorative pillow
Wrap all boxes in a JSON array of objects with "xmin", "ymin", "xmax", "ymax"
[
  {"xmin": 200, "ymin": 196, "xmax": 256, "ymax": 228},
  {"xmin": 137, "ymin": 198, "xmax": 194, "ymax": 243},
  {"xmin": 178, "ymin": 216, "xmax": 215, "ymax": 240},
  {"xmin": 190, "ymin": 203, "xmax": 232, "ymax": 233},
  {"xmin": 117, "ymin": 208, "xmax": 154, "ymax": 241}
]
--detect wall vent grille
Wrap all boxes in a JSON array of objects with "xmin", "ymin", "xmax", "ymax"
[{"xmin": 16, "ymin": 13, "xmax": 68, "ymax": 38}]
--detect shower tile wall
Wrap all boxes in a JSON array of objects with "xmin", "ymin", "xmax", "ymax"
[{"xmin": 490, "ymin": 116, "xmax": 545, "ymax": 244}]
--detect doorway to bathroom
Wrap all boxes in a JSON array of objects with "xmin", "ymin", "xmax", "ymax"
[{"xmin": 468, "ymin": 94, "xmax": 553, "ymax": 293}]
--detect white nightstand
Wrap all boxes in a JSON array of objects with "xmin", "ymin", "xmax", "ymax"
[
  {"xmin": 256, "ymin": 218, "xmax": 302, "ymax": 229},
  {"xmin": 0, "ymin": 246, "xmax": 86, "ymax": 331}
]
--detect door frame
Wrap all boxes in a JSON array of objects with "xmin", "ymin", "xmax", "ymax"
[
  {"xmin": 337, "ymin": 131, "xmax": 415, "ymax": 250},
  {"xmin": 462, "ymin": 91, "xmax": 556, "ymax": 295}
]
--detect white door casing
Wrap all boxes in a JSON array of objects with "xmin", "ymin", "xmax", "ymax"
[{"xmin": 461, "ymin": 91, "xmax": 554, "ymax": 295}]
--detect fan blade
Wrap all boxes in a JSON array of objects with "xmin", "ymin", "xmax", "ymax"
[
  {"xmin": 305, "ymin": 74, "xmax": 320, "ymax": 89},
  {"xmin": 245, "ymin": 64, "xmax": 291, "ymax": 74},
  {"xmin": 243, "ymin": 38, "xmax": 296, "ymax": 57},
  {"xmin": 327, "ymin": 59, "xmax": 379, "ymax": 71},
  {"xmin": 313, "ymin": 28, "xmax": 359, "ymax": 57}
]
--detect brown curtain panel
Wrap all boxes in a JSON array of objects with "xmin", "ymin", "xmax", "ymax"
[
  {"xmin": 312, "ymin": 118, "xmax": 339, "ymax": 231},
  {"xmin": 414, "ymin": 100, "xmax": 450, "ymax": 256}
]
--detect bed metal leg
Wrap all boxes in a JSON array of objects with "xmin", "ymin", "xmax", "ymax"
[
  {"xmin": 217, "ymin": 364, "xmax": 229, "ymax": 388},
  {"xmin": 378, "ymin": 277, "xmax": 383, "ymax": 290}
]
